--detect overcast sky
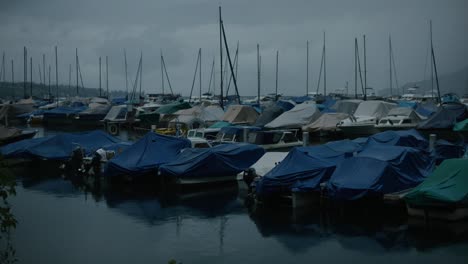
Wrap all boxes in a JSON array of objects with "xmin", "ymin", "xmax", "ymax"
[{"xmin": 1, "ymin": 0, "xmax": 467, "ymax": 96}]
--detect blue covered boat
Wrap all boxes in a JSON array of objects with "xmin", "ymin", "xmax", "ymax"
[
  {"xmin": 327, "ymin": 145, "xmax": 434, "ymax": 201},
  {"xmin": 364, "ymin": 129, "xmax": 428, "ymax": 149},
  {"xmin": 256, "ymin": 139, "xmax": 362, "ymax": 197},
  {"xmin": 159, "ymin": 143, "xmax": 265, "ymax": 185},
  {"xmin": 105, "ymin": 132, "xmax": 191, "ymax": 179},
  {"xmin": 43, "ymin": 103, "xmax": 88, "ymax": 126},
  {"xmin": 0, "ymin": 130, "xmax": 122, "ymax": 161}
]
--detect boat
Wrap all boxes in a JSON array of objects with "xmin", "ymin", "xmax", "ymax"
[
  {"xmin": 159, "ymin": 143, "xmax": 265, "ymax": 186},
  {"xmin": 0, "ymin": 126, "xmax": 37, "ymax": 146},
  {"xmin": 337, "ymin": 100, "xmax": 397, "ymax": 136},
  {"xmin": 265, "ymin": 101, "xmax": 321, "ymax": 129},
  {"xmin": 211, "ymin": 126, "xmax": 261, "ymax": 145},
  {"xmin": 326, "ymin": 145, "xmax": 434, "ymax": 202},
  {"xmin": 187, "ymin": 127, "xmax": 221, "ymax": 141},
  {"xmin": 417, "ymin": 102, "xmax": 468, "ymax": 140},
  {"xmin": 102, "ymin": 104, "xmax": 139, "ymax": 136},
  {"xmin": 405, "ymin": 158, "xmax": 468, "ymax": 221},
  {"xmin": 247, "ymin": 129, "xmax": 302, "ymax": 151},
  {"xmin": 42, "ymin": 102, "xmax": 87, "ymax": 127},
  {"xmin": 302, "ymin": 112, "xmax": 350, "ymax": 137},
  {"xmin": 375, "ymin": 107, "xmax": 422, "ymax": 131},
  {"xmin": 104, "ymin": 132, "xmax": 191, "ymax": 183},
  {"xmin": 73, "ymin": 100, "xmax": 111, "ymax": 128},
  {"xmin": 222, "ymin": 104, "xmax": 259, "ymax": 125}
]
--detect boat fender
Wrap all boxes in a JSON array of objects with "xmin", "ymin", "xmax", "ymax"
[{"xmin": 108, "ymin": 123, "xmax": 119, "ymax": 136}]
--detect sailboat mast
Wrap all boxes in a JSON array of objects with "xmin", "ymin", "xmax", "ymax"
[
  {"xmin": 219, "ymin": 6, "xmax": 224, "ymax": 109},
  {"xmin": 30, "ymin": 57, "xmax": 32, "ymax": 97},
  {"xmin": 76, "ymin": 48, "xmax": 79, "ymax": 95},
  {"xmin": 199, "ymin": 48, "xmax": 202, "ymax": 102},
  {"xmin": 323, "ymin": 32, "xmax": 327, "ymax": 96},
  {"xmin": 23, "ymin": 46, "xmax": 27, "ymax": 98},
  {"xmin": 139, "ymin": 52, "xmax": 142, "ymax": 99},
  {"xmin": 99, "ymin": 57, "xmax": 102, "ymax": 97},
  {"xmin": 430, "ymin": 20, "xmax": 434, "ymax": 98},
  {"xmin": 68, "ymin": 64, "xmax": 71, "ymax": 95},
  {"xmin": 354, "ymin": 38, "xmax": 357, "ymax": 99},
  {"xmin": 430, "ymin": 20, "xmax": 441, "ymax": 103},
  {"xmin": 275, "ymin": 50, "xmax": 279, "ymax": 101},
  {"xmin": 124, "ymin": 49, "xmax": 128, "ymax": 98},
  {"xmin": 106, "ymin": 56, "xmax": 109, "ymax": 99},
  {"xmin": 55, "ymin": 46, "xmax": 58, "ymax": 104},
  {"xmin": 306, "ymin": 40, "xmax": 309, "ymax": 96},
  {"xmin": 43, "ymin": 54, "xmax": 45, "ymax": 90},
  {"xmin": 160, "ymin": 50, "xmax": 164, "ymax": 94},
  {"xmin": 389, "ymin": 35, "xmax": 393, "ymax": 96},
  {"xmin": 257, "ymin": 43, "xmax": 260, "ymax": 105},
  {"xmin": 363, "ymin": 35, "xmax": 367, "ymax": 101}
]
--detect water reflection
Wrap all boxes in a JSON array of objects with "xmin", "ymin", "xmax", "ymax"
[{"xmin": 9, "ymin": 173, "xmax": 468, "ymax": 263}]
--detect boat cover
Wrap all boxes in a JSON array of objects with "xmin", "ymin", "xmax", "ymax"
[
  {"xmin": 327, "ymin": 145, "xmax": 434, "ymax": 200},
  {"xmin": 331, "ymin": 99, "xmax": 362, "ymax": 115},
  {"xmin": 159, "ymin": 143, "xmax": 265, "ymax": 178},
  {"xmin": 290, "ymin": 96, "xmax": 313, "ymax": 104},
  {"xmin": 415, "ymin": 101, "xmax": 438, "ymax": 117},
  {"xmin": 417, "ymin": 103, "xmax": 468, "ymax": 129},
  {"xmin": 265, "ymin": 101, "xmax": 321, "ymax": 129},
  {"xmin": 254, "ymin": 104, "xmax": 285, "ymax": 127},
  {"xmin": 302, "ymin": 113, "xmax": 349, "ymax": 132},
  {"xmin": 156, "ymin": 101, "xmax": 192, "ymax": 115},
  {"xmin": 453, "ymin": 118, "xmax": 468, "ymax": 132},
  {"xmin": 0, "ymin": 130, "xmax": 122, "ymax": 160},
  {"xmin": 256, "ymin": 139, "xmax": 362, "ymax": 196},
  {"xmin": 434, "ymin": 139, "xmax": 465, "ymax": 164},
  {"xmin": 209, "ymin": 121, "xmax": 232, "ymax": 128},
  {"xmin": 385, "ymin": 107, "xmax": 421, "ymax": 121},
  {"xmin": 222, "ymin": 105, "xmax": 259, "ymax": 124},
  {"xmin": 365, "ymin": 129, "xmax": 428, "ymax": 149},
  {"xmin": 43, "ymin": 105, "xmax": 88, "ymax": 117},
  {"xmin": 105, "ymin": 132, "xmax": 191, "ymax": 178},
  {"xmin": 276, "ymin": 100, "xmax": 295, "ymax": 111},
  {"xmin": 405, "ymin": 158, "xmax": 468, "ymax": 206},
  {"xmin": 352, "ymin": 100, "xmax": 397, "ymax": 118}
]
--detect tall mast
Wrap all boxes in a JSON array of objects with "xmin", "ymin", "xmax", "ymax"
[
  {"xmin": 275, "ymin": 50, "xmax": 279, "ymax": 101},
  {"xmin": 48, "ymin": 65, "xmax": 51, "ymax": 99},
  {"xmin": 106, "ymin": 56, "xmax": 109, "ymax": 99},
  {"xmin": 363, "ymin": 35, "xmax": 367, "ymax": 101},
  {"xmin": 99, "ymin": 57, "xmax": 102, "ymax": 97},
  {"xmin": 76, "ymin": 48, "xmax": 79, "ymax": 95},
  {"xmin": 354, "ymin": 38, "xmax": 358, "ymax": 99},
  {"xmin": 323, "ymin": 31, "xmax": 327, "ymax": 96},
  {"xmin": 389, "ymin": 35, "xmax": 392, "ymax": 96},
  {"xmin": 124, "ymin": 49, "xmax": 128, "ymax": 98},
  {"xmin": 219, "ymin": 6, "xmax": 224, "ymax": 109},
  {"xmin": 2, "ymin": 52, "xmax": 5, "ymax": 82},
  {"xmin": 430, "ymin": 20, "xmax": 434, "ymax": 98},
  {"xmin": 42, "ymin": 54, "xmax": 45, "ymax": 90},
  {"xmin": 160, "ymin": 50, "xmax": 164, "ymax": 94},
  {"xmin": 139, "ymin": 52, "xmax": 142, "ymax": 99},
  {"xmin": 199, "ymin": 48, "xmax": 202, "ymax": 102},
  {"xmin": 39, "ymin": 64, "xmax": 42, "ymax": 85},
  {"xmin": 68, "ymin": 64, "xmax": 71, "ymax": 96},
  {"xmin": 306, "ymin": 40, "xmax": 309, "ymax": 96},
  {"xmin": 23, "ymin": 46, "xmax": 27, "ymax": 98},
  {"xmin": 55, "ymin": 46, "xmax": 58, "ymax": 104},
  {"xmin": 220, "ymin": 20, "xmax": 240, "ymax": 104},
  {"xmin": 11, "ymin": 60, "xmax": 14, "ymax": 98},
  {"xmin": 257, "ymin": 43, "xmax": 260, "ymax": 105},
  {"xmin": 430, "ymin": 20, "xmax": 441, "ymax": 103},
  {"xmin": 30, "ymin": 57, "xmax": 32, "ymax": 97}
]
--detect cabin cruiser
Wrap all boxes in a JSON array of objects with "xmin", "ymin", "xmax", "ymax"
[
  {"xmin": 375, "ymin": 107, "xmax": 422, "ymax": 131},
  {"xmin": 337, "ymin": 100, "xmax": 397, "ymax": 136},
  {"xmin": 247, "ymin": 129, "xmax": 302, "ymax": 151},
  {"xmin": 102, "ymin": 104, "xmax": 139, "ymax": 135}
]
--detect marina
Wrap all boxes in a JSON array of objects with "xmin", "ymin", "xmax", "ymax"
[{"xmin": 1, "ymin": 1, "xmax": 468, "ymax": 263}]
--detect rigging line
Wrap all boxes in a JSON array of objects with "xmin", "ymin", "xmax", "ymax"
[
  {"xmin": 422, "ymin": 31, "xmax": 431, "ymax": 85},
  {"xmin": 207, "ymin": 57, "xmax": 215, "ymax": 94},
  {"xmin": 316, "ymin": 46, "xmax": 325, "ymax": 94},
  {"xmin": 225, "ymin": 44, "xmax": 239, "ymax": 96},
  {"xmin": 188, "ymin": 50, "xmax": 201, "ymax": 103},
  {"xmin": 391, "ymin": 45, "xmax": 400, "ymax": 92},
  {"xmin": 77, "ymin": 57, "xmax": 85, "ymax": 91},
  {"xmin": 161, "ymin": 56, "xmax": 174, "ymax": 95},
  {"xmin": 356, "ymin": 42, "xmax": 365, "ymax": 95},
  {"xmin": 221, "ymin": 20, "xmax": 241, "ymax": 104},
  {"xmin": 130, "ymin": 57, "xmax": 141, "ymax": 101}
]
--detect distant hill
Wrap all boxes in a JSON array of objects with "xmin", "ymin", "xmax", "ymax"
[
  {"xmin": 379, "ymin": 65, "xmax": 468, "ymax": 97},
  {"xmin": 0, "ymin": 82, "xmax": 131, "ymax": 100}
]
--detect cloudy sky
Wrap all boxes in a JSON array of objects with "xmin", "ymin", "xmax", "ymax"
[{"xmin": 1, "ymin": 0, "xmax": 467, "ymax": 96}]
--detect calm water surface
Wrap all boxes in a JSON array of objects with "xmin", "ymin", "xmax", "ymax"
[{"xmin": 4, "ymin": 126, "xmax": 468, "ymax": 263}]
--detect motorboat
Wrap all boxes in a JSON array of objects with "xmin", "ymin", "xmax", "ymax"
[
  {"xmin": 337, "ymin": 100, "xmax": 397, "ymax": 136},
  {"xmin": 247, "ymin": 129, "xmax": 303, "ymax": 151},
  {"xmin": 375, "ymin": 107, "xmax": 422, "ymax": 131}
]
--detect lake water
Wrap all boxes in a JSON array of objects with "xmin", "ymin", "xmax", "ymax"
[{"xmin": 3, "ymin": 126, "xmax": 468, "ymax": 263}]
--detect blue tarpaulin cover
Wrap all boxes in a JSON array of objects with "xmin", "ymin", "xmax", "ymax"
[
  {"xmin": 159, "ymin": 143, "xmax": 265, "ymax": 178},
  {"xmin": 364, "ymin": 129, "xmax": 428, "ymax": 149},
  {"xmin": 0, "ymin": 130, "xmax": 121, "ymax": 160},
  {"xmin": 105, "ymin": 132, "xmax": 191, "ymax": 178},
  {"xmin": 327, "ymin": 145, "xmax": 434, "ymax": 200},
  {"xmin": 434, "ymin": 139, "xmax": 465, "ymax": 164},
  {"xmin": 43, "ymin": 105, "xmax": 88, "ymax": 117},
  {"xmin": 256, "ymin": 139, "xmax": 362, "ymax": 196}
]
